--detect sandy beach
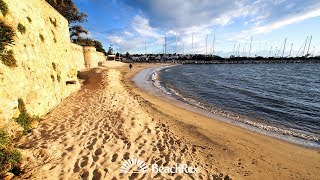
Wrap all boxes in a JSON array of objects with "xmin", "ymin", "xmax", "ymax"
[{"xmin": 16, "ymin": 62, "xmax": 319, "ymax": 180}]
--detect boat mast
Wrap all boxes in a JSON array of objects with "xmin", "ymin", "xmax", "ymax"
[
  {"xmin": 306, "ymin": 35, "xmax": 312, "ymax": 56},
  {"xmin": 281, "ymin": 37, "xmax": 287, "ymax": 58},
  {"xmin": 288, "ymin": 43, "xmax": 293, "ymax": 57},
  {"xmin": 301, "ymin": 36, "xmax": 309, "ymax": 56},
  {"xmin": 205, "ymin": 34, "xmax": 208, "ymax": 55},
  {"xmin": 175, "ymin": 33, "xmax": 177, "ymax": 54},
  {"xmin": 269, "ymin": 46, "xmax": 273, "ymax": 57},
  {"xmin": 249, "ymin": 36, "xmax": 253, "ymax": 57},
  {"xmin": 164, "ymin": 36, "xmax": 167, "ymax": 55},
  {"xmin": 192, "ymin": 33, "xmax": 194, "ymax": 55},
  {"xmin": 211, "ymin": 34, "xmax": 215, "ymax": 56}
]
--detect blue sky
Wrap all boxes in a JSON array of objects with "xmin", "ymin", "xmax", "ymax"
[{"xmin": 74, "ymin": 0, "xmax": 320, "ymax": 56}]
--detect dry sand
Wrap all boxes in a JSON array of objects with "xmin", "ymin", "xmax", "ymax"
[{"xmin": 16, "ymin": 62, "xmax": 320, "ymax": 180}]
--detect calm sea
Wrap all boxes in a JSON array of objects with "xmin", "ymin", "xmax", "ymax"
[{"xmin": 156, "ymin": 63, "xmax": 320, "ymax": 147}]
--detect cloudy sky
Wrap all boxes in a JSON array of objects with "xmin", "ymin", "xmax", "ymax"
[{"xmin": 74, "ymin": 0, "xmax": 320, "ymax": 56}]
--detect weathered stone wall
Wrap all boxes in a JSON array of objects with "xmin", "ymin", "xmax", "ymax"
[
  {"xmin": 71, "ymin": 43, "xmax": 86, "ymax": 71},
  {"xmin": 0, "ymin": 0, "xmax": 81, "ymax": 129},
  {"xmin": 96, "ymin": 52, "xmax": 106, "ymax": 62},
  {"xmin": 83, "ymin": 46, "xmax": 98, "ymax": 68}
]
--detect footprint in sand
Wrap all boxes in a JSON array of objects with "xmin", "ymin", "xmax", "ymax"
[
  {"xmin": 80, "ymin": 156, "xmax": 89, "ymax": 168},
  {"xmin": 111, "ymin": 154, "xmax": 118, "ymax": 162},
  {"xmin": 87, "ymin": 138, "xmax": 97, "ymax": 150},
  {"xmin": 95, "ymin": 148, "xmax": 103, "ymax": 156},
  {"xmin": 92, "ymin": 169, "xmax": 102, "ymax": 180},
  {"xmin": 123, "ymin": 152, "xmax": 130, "ymax": 160}
]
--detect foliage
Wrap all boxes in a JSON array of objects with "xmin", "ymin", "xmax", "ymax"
[
  {"xmin": 17, "ymin": 23, "xmax": 26, "ymax": 34},
  {"xmin": 46, "ymin": 0, "xmax": 87, "ymax": 24},
  {"xmin": 27, "ymin": 17, "xmax": 32, "ymax": 23},
  {"xmin": 16, "ymin": 99, "xmax": 39, "ymax": 134},
  {"xmin": 0, "ymin": 129, "xmax": 22, "ymax": 177},
  {"xmin": 126, "ymin": 52, "xmax": 130, "ymax": 58},
  {"xmin": 0, "ymin": 20, "xmax": 15, "ymax": 53},
  {"xmin": 39, "ymin": 34, "xmax": 44, "ymax": 42},
  {"xmin": 18, "ymin": 98, "xmax": 26, "ymax": 113},
  {"xmin": 107, "ymin": 45, "xmax": 114, "ymax": 55},
  {"xmin": 116, "ymin": 52, "xmax": 120, "ymax": 57},
  {"xmin": 57, "ymin": 74, "xmax": 61, "ymax": 82},
  {"xmin": 69, "ymin": 25, "xmax": 88, "ymax": 39},
  {"xmin": 1, "ymin": 50, "xmax": 17, "ymax": 67},
  {"xmin": 0, "ymin": 0, "xmax": 8, "ymax": 16},
  {"xmin": 93, "ymin": 40, "xmax": 106, "ymax": 55},
  {"xmin": 15, "ymin": 113, "xmax": 33, "ymax": 134},
  {"xmin": 74, "ymin": 37, "xmax": 94, "ymax": 46},
  {"xmin": 46, "ymin": 0, "xmax": 88, "ymax": 40}
]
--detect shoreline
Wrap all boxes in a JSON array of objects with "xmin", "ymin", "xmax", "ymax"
[
  {"xmin": 124, "ymin": 63, "xmax": 320, "ymax": 179},
  {"xmin": 17, "ymin": 62, "xmax": 319, "ymax": 179},
  {"xmin": 132, "ymin": 65, "xmax": 319, "ymax": 148}
]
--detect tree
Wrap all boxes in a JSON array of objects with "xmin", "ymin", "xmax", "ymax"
[
  {"xmin": 69, "ymin": 25, "xmax": 88, "ymax": 39},
  {"xmin": 46, "ymin": 0, "xmax": 87, "ymax": 24},
  {"xmin": 107, "ymin": 45, "xmax": 114, "ymax": 55},
  {"xmin": 93, "ymin": 40, "xmax": 107, "ymax": 55},
  {"xmin": 125, "ymin": 52, "xmax": 130, "ymax": 58},
  {"xmin": 46, "ymin": 0, "xmax": 88, "ymax": 40},
  {"xmin": 74, "ymin": 38, "xmax": 94, "ymax": 46}
]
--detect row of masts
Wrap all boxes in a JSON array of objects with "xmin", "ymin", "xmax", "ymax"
[{"xmin": 141, "ymin": 34, "xmax": 317, "ymax": 58}]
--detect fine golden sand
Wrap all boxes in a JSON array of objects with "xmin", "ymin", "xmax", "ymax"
[{"xmin": 17, "ymin": 62, "xmax": 319, "ymax": 179}]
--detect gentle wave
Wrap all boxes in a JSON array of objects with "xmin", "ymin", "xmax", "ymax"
[{"xmin": 151, "ymin": 66, "xmax": 320, "ymax": 145}]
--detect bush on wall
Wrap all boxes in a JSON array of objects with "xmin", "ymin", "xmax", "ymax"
[
  {"xmin": 17, "ymin": 23, "xmax": 26, "ymax": 34},
  {"xmin": 0, "ymin": 0, "xmax": 9, "ymax": 16},
  {"xmin": 0, "ymin": 20, "xmax": 16, "ymax": 67}
]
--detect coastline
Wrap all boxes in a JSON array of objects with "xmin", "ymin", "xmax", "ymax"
[
  {"xmin": 124, "ymin": 63, "xmax": 320, "ymax": 179},
  {"xmin": 132, "ymin": 65, "xmax": 320, "ymax": 148},
  {"xmin": 17, "ymin": 62, "xmax": 319, "ymax": 179}
]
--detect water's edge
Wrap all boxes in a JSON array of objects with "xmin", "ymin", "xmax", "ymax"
[{"xmin": 132, "ymin": 65, "xmax": 320, "ymax": 148}]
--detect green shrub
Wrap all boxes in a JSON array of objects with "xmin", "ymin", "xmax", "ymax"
[
  {"xmin": 53, "ymin": 37, "xmax": 57, "ymax": 43},
  {"xmin": 39, "ymin": 34, "xmax": 44, "ymax": 42},
  {"xmin": 1, "ymin": 50, "xmax": 17, "ymax": 67},
  {"xmin": 0, "ymin": 129, "xmax": 10, "ymax": 147},
  {"xmin": 27, "ymin": 17, "xmax": 32, "ymax": 23},
  {"xmin": 0, "ymin": 0, "xmax": 8, "ymax": 16},
  {"xmin": 17, "ymin": 98, "xmax": 26, "ymax": 113},
  {"xmin": 15, "ymin": 113, "xmax": 32, "ymax": 134},
  {"xmin": 0, "ymin": 20, "xmax": 15, "ymax": 53},
  {"xmin": 17, "ymin": 23, "xmax": 26, "ymax": 34},
  {"xmin": 16, "ymin": 99, "xmax": 39, "ymax": 134},
  {"xmin": 57, "ymin": 74, "xmax": 61, "ymax": 82},
  {"xmin": 0, "ymin": 20, "xmax": 16, "ymax": 67},
  {"xmin": 0, "ymin": 129, "xmax": 22, "ymax": 176}
]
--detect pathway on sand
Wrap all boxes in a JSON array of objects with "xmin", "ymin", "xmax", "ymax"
[{"xmin": 18, "ymin": 68, "xmax": 224, "ymax": 179}]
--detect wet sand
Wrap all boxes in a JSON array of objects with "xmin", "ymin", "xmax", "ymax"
[{"xmin": 17, "ymin": 62, "xmax": 319, "ymax": 179}]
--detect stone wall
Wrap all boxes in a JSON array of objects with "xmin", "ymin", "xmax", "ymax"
[
  {"xmin": 96, "ymin": 52, "xmax": 106, "ymax": 63},
  {"xmin": 83, "ymin": 46, "xmax": 106, "ymax": 68},
  {"xmin": 0, "ymin": 0, "xmax": 82, "ymax": 129},
  {"xmin": 71, "ymin": 43, "xmax": 85, "ymax": 71}
]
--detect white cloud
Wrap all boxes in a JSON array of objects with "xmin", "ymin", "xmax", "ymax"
[{"xmin": 233, "ymin": 6, "xmax": 320, "ymax": 40}]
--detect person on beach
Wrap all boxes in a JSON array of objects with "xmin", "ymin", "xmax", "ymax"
[{"xmin": 129, "ymin": 63, "xmax": 133, "ymax": 71}]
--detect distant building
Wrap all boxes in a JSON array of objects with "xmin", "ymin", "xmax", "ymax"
[{"xmin": 107, "ymin": 55, "xmax": 116, "ymax": 61}]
